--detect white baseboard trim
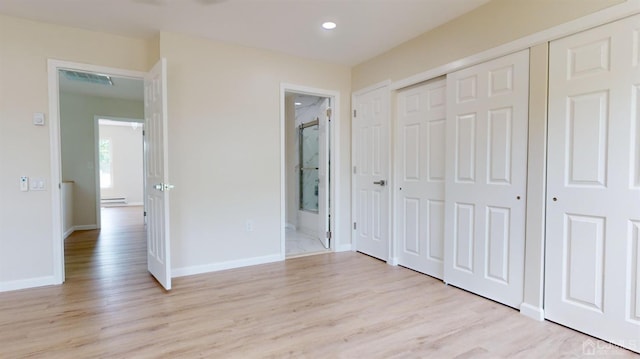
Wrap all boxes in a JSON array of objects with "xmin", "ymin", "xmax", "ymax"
[
  {"xmin": 101, "ymin": 203, "xmax": 143, "ymax": 207},
  {"xmin": 62, "ymin": 224, "xmax": 97, "ymax": 239},
  {"xmin": 285, "ymin": 223, "xmax": 296, "ymax": 230},
  {"xmin": 388, "ymin": 257, "xmax": 398, "ymax": 266},
  {"xmin": 63, "ymin": 227, "xmax": 74, "ymax": 239},
  {"xmin": 520, "ymin": 302, "xmax": 545, "ymax": 321},
  {"xmin": 335, "ymin": 243, "xmax": 353, "ymax": 252},
  {"xmin": 74, "ymin": 224, "xmax": 98, "ymax": 231},
  {"xmin": 0, "ymin": 275, "xmax": 58, "ymax": 293},
  {"xmin": 172, "ymin": 254, "xmax": 282, "ymax": 278}
]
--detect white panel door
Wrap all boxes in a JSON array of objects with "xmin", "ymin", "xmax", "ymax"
[
  {"xmin": 353, "ymin": 86, "xmax": 390, "ymax": 261},
  {"xmin": 396, "ymin": 79, "xmax": 446, "ymax": 278},
  {"xmin": 444, "ymin": 50, "xmax": 529, "ymax": 308},
  {"xmin": 144, "ymin": 58, "xmax": 172, "ymax": 290},
  {"xmin": 546, "ymin": 14, "xmax": 640, "ymax": 352}
]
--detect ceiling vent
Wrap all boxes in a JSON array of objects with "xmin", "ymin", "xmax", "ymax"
[{"xmin": 61, "ymin": 70, "xmax": 114, "ymax": 86}]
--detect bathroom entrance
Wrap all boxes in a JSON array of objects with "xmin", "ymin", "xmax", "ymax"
[{"xmin": 284, "ymin": 92, "xmax": 331, "ymax": 257}]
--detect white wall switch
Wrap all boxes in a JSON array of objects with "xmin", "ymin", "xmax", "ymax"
[
  {"xmin": 20, "ymin": 176, "xmax": 29, "ymax": 192},
  {"xmin": 33, "ymin": 112, "xmax": 45, "ymax": 126},
  {"xmin": 30, "ymin": 178, "xmax": 46, "ymax": 191}
]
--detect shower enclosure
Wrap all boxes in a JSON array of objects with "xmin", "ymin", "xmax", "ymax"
[{"xmin": 299, "ymin": 118, "xmax": 319, "ymax": 212}]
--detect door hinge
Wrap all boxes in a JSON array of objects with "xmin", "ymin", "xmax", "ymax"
[
  {"xmin": 144, "ymin": 211, "xmax": 147, "ymax": 217},
  {"xmin": 353, "ymin": 109, "xmax": 357, "ymax": 118},
  {"xmin": 326, "ymin": 231, "xmax": 332, "ymax": 240},
  {"xmin": 353, "ymin": 166, "xmax": 357, "ymax": 174},
  {"xmin": 353, "ymin": 222, "xmax": 357, "ymax": 230},
  {"xmin": 142, "ymin": 130, "xmax": 145, "ymax": 136},
  {"xmin": 326, "ymin": 108, "xmax": 332, "ymax": 119}
]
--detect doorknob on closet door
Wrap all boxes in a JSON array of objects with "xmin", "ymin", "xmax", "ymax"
[{"xmin": 373, "ymin": 180, "xmax": 386, "ymax": 186}]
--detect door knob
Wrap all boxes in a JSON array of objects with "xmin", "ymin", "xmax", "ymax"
[
  {"xmin": 153, "ymin": 183, "xmax": 175, "ymax": 191},
  {"xmin": 373, "ymin": 180, "xmax": 386, "ymax": 186}
]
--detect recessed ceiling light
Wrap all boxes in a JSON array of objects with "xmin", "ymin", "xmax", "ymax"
[
  {"xmin": 322, "ymin": 22, "xmax": 337, "ymax": 30},
  {"xmin": 295, "ymin": 102, "xmax": 302, "ymax": 106}
]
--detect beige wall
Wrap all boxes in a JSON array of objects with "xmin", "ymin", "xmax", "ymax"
[
  {"xmin": 352, "ymin": 0, "xmax": 624, "ymax": 90},
  {"xmin": 159, "ymin": 32, "xmax": 351, "ymax": 271},
  {"xmin": 0, "ymin": 15, "xmax": 153, "ymax": 285},
  {"xmin": 60, "ymin": 93, "xmax": 144, "ymax": 227}
]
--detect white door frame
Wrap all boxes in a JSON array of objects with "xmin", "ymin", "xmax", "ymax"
[
  {"xmin": 93, "ymin": 115, "xmax": 144, "ymax": 230},
  {"xmin": 280, "ymin": 83, "xmax": 340, "ymax": 258},
  {"xmin": 351, "ymin": 80, "xmax": 393, "ymax": 263},
  {"xmin": 48, "ymin": 59, "xmax": 146, "ymax": 284}
]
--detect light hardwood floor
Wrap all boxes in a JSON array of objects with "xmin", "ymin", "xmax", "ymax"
[{"xmin": 0, "ymin": 207, "xmax": 636, "ymax": 358}]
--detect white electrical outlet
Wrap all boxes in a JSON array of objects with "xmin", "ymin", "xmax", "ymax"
[
  {"xmin": 20, "ymin": 176, "xmax": 29, "ymax": 192},
  {"xmin": 245, "ymin": 220, "xmax": 254, "ymax": 232}
]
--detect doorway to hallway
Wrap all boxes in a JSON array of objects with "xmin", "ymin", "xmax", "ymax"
[{"xmin": 65, "ymin": 206, "xmax": 146, "ymax": 281}]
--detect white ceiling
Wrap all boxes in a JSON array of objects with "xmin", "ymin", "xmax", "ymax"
[{"xmin": 0, "ymin": 0, "xmax": 490, "ymax": 66}]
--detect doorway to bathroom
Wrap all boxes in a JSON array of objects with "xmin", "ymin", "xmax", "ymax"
[{"xmin": 284, "ymin": 91, "xmax": 331, "ymax": 257}]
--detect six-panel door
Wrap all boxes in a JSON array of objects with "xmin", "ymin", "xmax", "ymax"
[
  {"xmin": 353, "ymin": 86, "xmax": 390, "ymax": 261},
  {"xmin": 443, "ymin": 49, "xmax": 529, "ymax": 308},
  {"xmin": 545, "ymin": 14, "xmax": 640, "ymax": 351},
  {"xmin": 396, "ymin": 79, "xmax": 446, "ymax": 278}
]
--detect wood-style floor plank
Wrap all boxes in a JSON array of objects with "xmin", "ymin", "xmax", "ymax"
[{"xmin": 0, "ymin": 207, "xmax": 636, "ymax": 358}]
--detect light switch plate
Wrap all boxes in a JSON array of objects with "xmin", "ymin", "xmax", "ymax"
[
  {"xmin": 33, "ymin": 112, "xmax": 45, "ymax": 126},
  {"xmin": 30, "ymin": 178, "xmax": 46, "ymax": 191}
]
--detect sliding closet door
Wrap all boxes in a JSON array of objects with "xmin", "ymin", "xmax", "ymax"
[
  {"xmin": 443, "ymin": 50, "xmax": 529, "ymax": 308},
  {"xmin": 396, "ymin": 79, "xmax": 446, "ymax": 279},
  {"xmin": 545, "ymin": 14, "xmax": 640, "ymax": 352}
]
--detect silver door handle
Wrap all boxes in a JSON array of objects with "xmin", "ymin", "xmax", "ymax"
[
  {"xmin": 153, "ymin": 183, "xmax": 175, "ymax": 191},
  {"xmin": 373, "ymin": 180, "xmax": 386, "ymax": 186}
]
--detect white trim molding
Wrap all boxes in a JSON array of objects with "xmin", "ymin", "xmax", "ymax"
[
  {"xmin": 353, "ymin": 79, "xmax": 392, "ymax": 96},
  {"xmin": 0, "ymin": 276, "xmax": 57, "ymax": 293},
  {"xmin": 520, "ymin": 303, "xmax": 545, "ymax": 322},
  {"xmin": 172, "ymin": 254, "xmax": 282, "ymax": 278},
  {"xmin": 335, "ymin": 244, "xmax": 353, "ymax": 252},
  {"xmin": 48, "ymin": 59, "xmax": 146, "ymax": 286},
  {"xmin": 390, "ymin": 0, "xmax": 640, "ymax": 91},
  {"xmin": 279, "ymin": 83, "xmax": 341, "ymax": 258}
]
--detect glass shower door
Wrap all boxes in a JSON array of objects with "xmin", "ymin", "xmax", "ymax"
[{"xmin": 299, "ymin": 119, "xmax": 319, "ymax": 212}]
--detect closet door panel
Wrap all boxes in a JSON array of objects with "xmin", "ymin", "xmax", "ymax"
[
  {"xmin": 444, "ymin": 49, "xmax": 529, "ymax": 308},
  {"xmin": 545, "ymin": 14, "xmax": 640, "ymax": 353}
]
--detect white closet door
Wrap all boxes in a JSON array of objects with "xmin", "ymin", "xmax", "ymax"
[
  {"xmin": 396, "ymin": 79, "xmax": 446, "ymax": 278},
  {"xmin": 353, "ymin": 86, "xmax": 390, "ymax": 261},
  {"xmin": 545, "ymin": 14, "xmax": 640, "ymax": 353},
  {"xmin": 444, "ymin": 49, "xmax": 529, "ymax": 308}
]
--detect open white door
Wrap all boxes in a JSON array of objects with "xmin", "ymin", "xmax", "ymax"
[
  {"xmin": 144, "ymin": 58, "xmax": 172, "ymax": 290},
  {"xmin": 318, "ymin": 101, "xmax": 330, "ymax": 249}
]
